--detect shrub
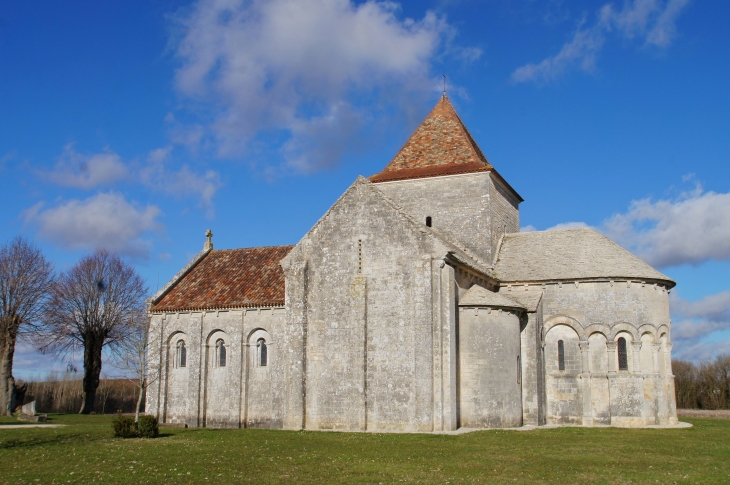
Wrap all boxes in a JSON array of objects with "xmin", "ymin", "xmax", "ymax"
[
  {"xmin": 138, "ymin": 415, "xmax": 159, "ymax": 438},
  {"xmin": 112, "ymin": 415, "xmax": 137, "ymax": 438}
]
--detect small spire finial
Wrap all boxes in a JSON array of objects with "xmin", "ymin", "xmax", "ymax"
[
  {"xmin": 204, "ymin": 229, "xmax": 213, "ymax": 251},
  {"xmin": 443, "ymin": 74, "xmax": 446, "ymax": 97}
]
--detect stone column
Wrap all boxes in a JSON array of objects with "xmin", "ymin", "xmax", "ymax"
[
  {"xmin": 440, "ymin": 263, "xmax": 458, "ymax": 431},
  {"xmin": 579, "ymin": 341, "xmax": 593, "ymax": 426},
  {"xmin": 606, "ymin": 342, "xmax": 617, "ymax": 375},
  {"xmin": 350, "ymin": 275, "xmax": 368, "ymax": 431},
  {"xmin": 632, "ymin": 342, "xmax": 642, "ymax": 375},
  {"xmin": 662, "ymin": 343, "xmax": 673, "ymax": 375},
  {"xmin": 281, "ymin": 260, "xmax": 308, "ymax": 430},
  {"xmin": 661, "ymin": 342, "xmax": 678, "ymax": 425},
  {"xmin": 652, "ymin": 344, "xmax": 661, "ymax": 375}
]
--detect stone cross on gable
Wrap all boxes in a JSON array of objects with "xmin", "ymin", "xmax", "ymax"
[{"xmin": 204, "ymin": 229, "xmax": 214, "ymax": 251}]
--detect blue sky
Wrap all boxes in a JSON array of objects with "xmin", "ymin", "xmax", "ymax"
[{"xmin": 1, "ymin": 0, "xmax": 728, "ymax": 379}]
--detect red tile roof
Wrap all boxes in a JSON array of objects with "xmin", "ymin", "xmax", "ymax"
[
  {"xmin": 151, "ymin": 245, "xmax": 294, "ymax": 312},
  {"xmin": 370, "ymin": 96, "xmax": 494, "ymax": 183}
]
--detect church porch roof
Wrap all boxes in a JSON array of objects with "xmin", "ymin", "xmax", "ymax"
[{"xmin": 459, "ymin": 285, "xmax": 525, "ymax": 310}]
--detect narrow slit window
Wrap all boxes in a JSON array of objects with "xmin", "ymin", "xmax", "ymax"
[
  {"xmin": 558, "ymin": 340, "xmax": 565, "ymax": 371},
  {"xmin": 216, "ymin": 339, "xmax": 226, "ymax": 367},
  {"xmin": 426, "ymin": 216, "xmax": 432, "ymax": 227},
  {"xmin": 517, "ymin": 355, "xmax": 521, "ymax": 385},
  {"xmin": 257, "ymin": 338, "xmax": 268, "ymax": 367},
  {"xmin": 617, "ymin": 337, "xmax": 628, "ymax": 371},
  {"xmin": 177, "ymin": 340, "xmax": 186, "ymax": 368}
]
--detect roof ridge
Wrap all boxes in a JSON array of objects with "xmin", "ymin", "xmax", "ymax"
[{"xmin": 215, "ymin": 244, "xmax": 295, "ymax": 252}]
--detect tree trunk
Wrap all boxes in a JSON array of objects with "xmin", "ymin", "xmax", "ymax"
[
  {"xmin": 79, "ymin": 337, "xmax": 104, "ymax": 414},
  {"xmin": 135, "ymin": 377, "xmax": 144, "ymax": 423},
  {"xmin": 0, "ymin": 325, "xmax": 18, "ymax": 416}
]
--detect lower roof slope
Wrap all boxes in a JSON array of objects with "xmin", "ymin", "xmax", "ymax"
[
  {"xmin": 151, "ymin": 245, "xmax": 294, "ymax": 312},
  {"xmin": 459, "ymin": 285, "xmax": 525, "ymax": 310},
  {"xmin": 494, "ymin": 228, "xmax": 675, "ymax": 286}
]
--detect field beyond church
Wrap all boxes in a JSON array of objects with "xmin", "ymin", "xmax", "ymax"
[{"xmin": 1, "ymin": 415, "xmax": 729, "ymax": 484}]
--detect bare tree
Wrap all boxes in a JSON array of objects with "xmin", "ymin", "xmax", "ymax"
[
  {"xmin": 37, "ymin": 250, "xmax": 147, "ymax": 414},
  {"xmin": 97, "ymin": 373, "xmax": 114, "ymax": 415},
  {"xmin": 0, "ymin": 237, "xmax": 54, "ymax": 415},
  {"xmin": 110, "ymin": 306, "xmax": 158, "ymax": 422}
]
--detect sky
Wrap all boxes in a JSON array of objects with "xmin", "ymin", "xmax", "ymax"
[{"xmin": 1, "ymin": 0, "xmax": 728, "ymax": 380}]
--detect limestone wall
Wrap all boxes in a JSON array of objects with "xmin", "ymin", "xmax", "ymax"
[
  {"xmin": 282, "ymin": 181, "xmax": 444, "ymax": 432},
  {"xmin": 458, "ymin": 306, "xmax": 523, "ymax": 428},
  {"xmin": 489, "ymin": 176, "xmax": 520, "ymax": 261},
  {"xmin": 374, "ymin": 172, "xmax": 493, "ymax": 264},
  {"xmin": 511, "ymin": 280, "xmax": 678, "ymax": 426},
  {"xmin": 145, "ymin": 307, "xmax": 286, "ymax": 428}
]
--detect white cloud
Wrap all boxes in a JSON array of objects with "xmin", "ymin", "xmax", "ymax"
[
  {"xmin": 39, "ymin": 144, "xmax": 222, "ymax": 216},
  {"xmin": 546, "ymin": 221, "xmax": 590, "ymax": 231},
  {"xmin": 512, "ymin": 0, "xmax": 691, "ymax": 83},
  {"xmin": 41, "ymin": 143, "xmax": 129, "ymax": 189},
  {"xmin": 171, "ymin": 0, "xmax": 466, "ymax": 171},
  {"xmin": 22, "ymin": 193, "xmax": 162, "ymax": 258},
  {"xmin": 524, "ymin": 184, "xmax": 730, "ymax": 269},
  {"xmin": 140, "ymin": 147, "xmax": 222, "ymax": 217},
  {"xmin": 603, "ymin": 186, "xmax": 730, "ymax": 268},
  {"xmin": 521, "ymin": 221, "xmax": 589, "ymax": 232},
  {"xmin": 670, "ymin": 291, "xmax": 730, "ymax": 362}
]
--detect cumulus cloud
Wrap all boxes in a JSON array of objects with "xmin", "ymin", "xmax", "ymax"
[
  {"xmin": 523, "ymin": 183, "xmax": 730, "ymax": 269},
  {"xmin": 140, "ymin": 146, "xmax": 222, "ymax": 217},
  {"xmin": 22, "ymin": 193, "xmax": 162, "ymax": 258},
  {"xmin": 512, "ymin": 0, "xmax": 691, "ymax": 83},
  {"xmin": 41, "ymin": 144, "xmax": 129, "ymax": 189},
  {"xmin": 40, "ymin": 144, "xmax": 222, "ymax": 215},
  {"xmin": 670, "ymin": 291, "xmax": 730, "ymax": 361},
  {"xmin": 603, "ymin": 185, "xmax": 730, "ymax": 268},
  {"xmin": 171, "ymin": 0, "xmax": 468, "ymax": 172}
]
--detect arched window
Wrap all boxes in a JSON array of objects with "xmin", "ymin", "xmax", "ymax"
[
  {"xmin": 426, "ymin": 216, "xmax": 432, "ymax": 227},
  {"xmin": 257, "ymin": 338, "xmax": 267, "ymax": 367},
  {"xmin": 558, "ymin": 340, "xmax": 565, "ymax": 371},
  {"xmin": 176, "ymin": 340, "xmax": 186, "ymax": 368},
  {"xmin": 216, "ymin": 339, "xmax": 226, "ymax": 367},
  {"xmin": 617, "ymin": 337, "xmax": 628, "ymax": 371}
]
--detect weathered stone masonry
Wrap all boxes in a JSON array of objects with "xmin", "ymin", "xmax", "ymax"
[{"xmin": 146, "ymin": 96, "xmax": 678, "ymax": 430}]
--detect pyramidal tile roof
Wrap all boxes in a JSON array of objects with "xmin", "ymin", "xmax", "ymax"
[
  {"xmin": 370, "ymin": 95, "xmax": 493, "ymax": 183},
  {"xmin": 151, "ymin": 245, "xmax": 294, "ymax": 312}
]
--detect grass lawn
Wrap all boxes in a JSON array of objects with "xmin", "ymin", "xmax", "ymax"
[{"xmin": 1, "ymin": 415, "xmax": 729, "ymax": 484}]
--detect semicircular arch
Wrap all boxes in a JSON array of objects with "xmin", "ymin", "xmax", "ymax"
[
  {"xmin": 247, "ymin": 327, "xmax": 272, "ymax": 344},
  {"xmin": 166, "ymin": 330, "xmax": 188, "ymax": 346},
  {"xmin": 638, "ymin": 324, "xmax": 658, "ymax": 340},
  {"xmin": 609, "ymin": 322, "xmax": 639, "ymax": 341},
  {"xmin": 584, "ymin": 324, "xmax": 610, "ymax": 340},
  {"xmin": 205, "ymin": 328, "xmax": 229, "ymax": 345},
  {"xmin": 543, "ymin": 315, "xmax": 586, "ymax": 342}
]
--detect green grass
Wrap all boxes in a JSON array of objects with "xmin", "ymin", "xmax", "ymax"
[
  {"xmin": 0, "ymin": 414, "xmax": 39, "ymax": 425},
  {"xmin": 1, "ymin": 416, "xmax": 729, "ymax": 484}
]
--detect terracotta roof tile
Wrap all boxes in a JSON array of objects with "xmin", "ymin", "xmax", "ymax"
[
  {"xmin": 370, "ymin": 96, "xmax": 493, "ymax": 183},
  {"xmin": 151, "ymin": 245, "xmax": 293, "ymax": 312}
]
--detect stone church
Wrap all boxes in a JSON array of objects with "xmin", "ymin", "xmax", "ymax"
[{"xmin": 146, "ymin": 96, "xmax": 678, "ymax": 431}]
